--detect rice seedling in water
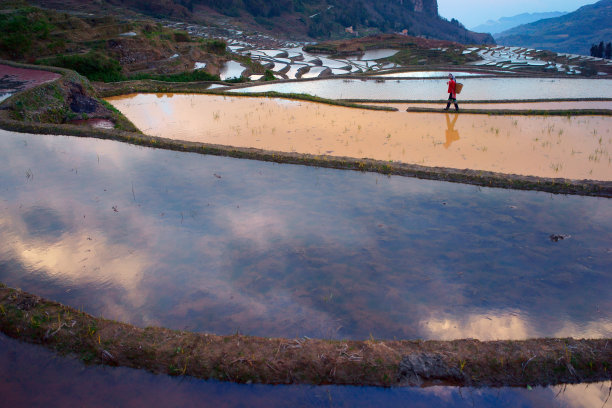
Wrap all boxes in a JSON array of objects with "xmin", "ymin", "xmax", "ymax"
[{"xmin": 550, "ymin": 163, "xmax": 563, "ymax": 173}]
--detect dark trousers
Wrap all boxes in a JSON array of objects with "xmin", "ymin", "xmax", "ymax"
[{"xmin": 445, "ymin": 94, "xmax": 458, "ymax": 110}]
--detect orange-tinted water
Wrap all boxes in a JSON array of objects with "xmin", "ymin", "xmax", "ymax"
[{"xmin": 107, "ymin": 94, "xmax": 612, "ymax": 180}]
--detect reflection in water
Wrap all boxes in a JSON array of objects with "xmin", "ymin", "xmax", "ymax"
[
  {"xmin": 107, "ymin": 93, "xmax": 612, "ymax": 180},
  {"xmin": 1, "ymin": 334, "xmax": 610, "ymax": 408},
  {"xmin": 375, "ymin": 71, "xmax": 492, "ymax": 78},
  {"xmin": 0, "ymin": 129, "xmax": 611, "ymax": 341},
  {"xmin": 444, "ymin": 113, "xmax": 460, "ymax": 149},
  {"xmin": 220, "ymin": 61, "xmax": 246, "ymax": 80}
]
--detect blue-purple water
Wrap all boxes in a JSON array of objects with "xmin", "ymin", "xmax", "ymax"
[{"xmin": 0, "ymin": 129, "xmax": 610, "ymax": 341}]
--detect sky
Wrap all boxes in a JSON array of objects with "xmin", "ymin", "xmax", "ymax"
[{"xmin": 437, "ymin": 0, "xmax": 598, "ymax": 29}]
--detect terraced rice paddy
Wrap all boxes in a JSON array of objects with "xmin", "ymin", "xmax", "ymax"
[
  {"xmin": 107, "ymin": 93, "xmax": 612, "ymax": 180},
  {"xmin": 2, "ymin": 60, "xmax": 611, "ymax": 403},
  {"xmin": 229, "ymin": 77, "xmax": 612, "ymax": 100},
  {"xmin": 1, "ymin": 129, "xmax": 610, "ymax": 341},
  {"xmin": 375, "ymin": 71, "xmax": 493, "ymax": 78},
  {"xmin": 219, "ymin": 61, "xmax": 246, "ymax": 80}
]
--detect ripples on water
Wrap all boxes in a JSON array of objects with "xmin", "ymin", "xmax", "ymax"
[{"xmin": 1, "ymin": 129, "xmax": 610, "ymax": 341}]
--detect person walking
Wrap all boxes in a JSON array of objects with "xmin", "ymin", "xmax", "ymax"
[{"xmin": 444, "ymin": 73, "xmax": 459, "ymax": 111}]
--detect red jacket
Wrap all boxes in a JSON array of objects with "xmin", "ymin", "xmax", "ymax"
[{"xmin": 447, "ymin": 79, "xmax": 456, "ymax": 98}]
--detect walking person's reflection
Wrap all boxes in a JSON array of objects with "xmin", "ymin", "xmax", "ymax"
[{"xmin": 444, "ymin": 112, "xmax": 460, "ymax": 149}]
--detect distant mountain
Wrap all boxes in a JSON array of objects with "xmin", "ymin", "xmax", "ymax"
[
  {"xmin": 471, "ymin": 11, "xmax": 567, "ymax": 35},
  {"xmin": 33, "ymin": 0, "xmax": 493, "ymax": 44},
  {"xmin": 496, "ymin": 0, "xmax": 612, "ymax": 55}
]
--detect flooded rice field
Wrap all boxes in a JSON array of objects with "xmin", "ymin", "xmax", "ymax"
[
  {"xmin": 107, "ymin": 94, "xmax": 612, "ymax": 180},
  {"xmin": 1, "ymin": 129, "xmax": 610, "ymax": 341},
  {"xmin": 219, "ymin": 61, "xmax": 246, "ymax": 80},
  {"xmin": 375, "ymin": 71, "xmax": 493, "ymax": 78},
  {"xmin": 1, "ymin": 334, "xmax": 609, "ymax": 408},
  {"xmin": 229, "ymin": 77, "xmax": 612, "ymax": 100}
]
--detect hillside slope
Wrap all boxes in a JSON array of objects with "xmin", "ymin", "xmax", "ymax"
[
  {"xmin": 32, "ymin": 0, "xmax": 493, "ymax": 44},
  {"xmin": 496, "ymin": 0, "xmax": 612, "ymax": 55}
]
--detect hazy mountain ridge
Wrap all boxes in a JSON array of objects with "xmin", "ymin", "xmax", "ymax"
[
  {"xmin": 33, "ymin": 0, "xmax": 493, "ymax": 44},
  {"xmin": 471, "ymin": 11, "xmax": 567, "ymax": 35},
  {"xmin": 496, "ymin": 0, "xmax": 612, "ymax": 55}
]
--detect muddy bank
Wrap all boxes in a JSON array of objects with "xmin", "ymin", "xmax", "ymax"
[
  {"xmin": 405, "ymin": 107, "xmax": 612, "ymax": 116},
  {"xmin": 346, "ymin": 98, "xmax": 612, "ymax": 104},
  {"xmin": 0, "ymin": 284, "xmax": 610, "ymax": 387}
]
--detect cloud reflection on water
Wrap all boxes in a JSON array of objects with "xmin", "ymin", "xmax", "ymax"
[{"xmin": 0, "ymin": 129, "xmax": 610, "ymax": 341}]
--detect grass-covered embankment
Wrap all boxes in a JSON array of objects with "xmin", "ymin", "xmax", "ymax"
[
  {"xmin": 405, "ymin": 107, "xmax": 612, "ymax": 116},
  {"xmin": 0, "ymin": 283, "xmax": 610, "ymax": 387},
  {"xmin": 0, "ymin": 60, "xmax": 139, "ymax": 131}
]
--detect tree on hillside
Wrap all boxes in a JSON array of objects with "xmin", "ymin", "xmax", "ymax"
[{"xmin": 590, "ymin": 41, "xmax": 611, "ymax": 58}]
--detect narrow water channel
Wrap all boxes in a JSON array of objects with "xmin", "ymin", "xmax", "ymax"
[{"xmin": 1, "ymin": 129, "xmax": 610, "ymax": 341}]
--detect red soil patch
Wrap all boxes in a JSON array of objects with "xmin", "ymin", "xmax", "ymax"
[{"xmin": 0, "ymin": 64, "xmax": 61, "ymax": 92}]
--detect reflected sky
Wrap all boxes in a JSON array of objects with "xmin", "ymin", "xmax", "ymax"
[
  {"xmin": 229, "ymin": 77, "xmax": 612, "ymax": 100},
  {"xmin": 1, "ymin": 334, "xmax": 610, "ymax": 408},
  {"xmin": 375, "ymin": 71, "xmax": 492, "ymax": 78},
  {"xmin": 0, "ymin": 129, "xmax": 611, "ymax": 341},
  {"xmin": 108, "ymin": 94, "xmax": 612, "ymax": 180}
]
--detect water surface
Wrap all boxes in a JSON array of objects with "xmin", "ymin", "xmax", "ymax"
[
  {"xmin": 375, "ymin": 71, "xmax": 492, "ymax": 78},
  {"xmin": 108, "ymin": 93, "xmax": 612, "ymax": 180},
  {"xmin": 1, "ymin": 129, "xmax": 610, "ymax": 341},
  {"xmin": 229, "ymin": 77, "xmax": 612, "ymax": 100},
  {"xmin": 219, "ymin": 61, "xmax": 246, "ymax": 80}
]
